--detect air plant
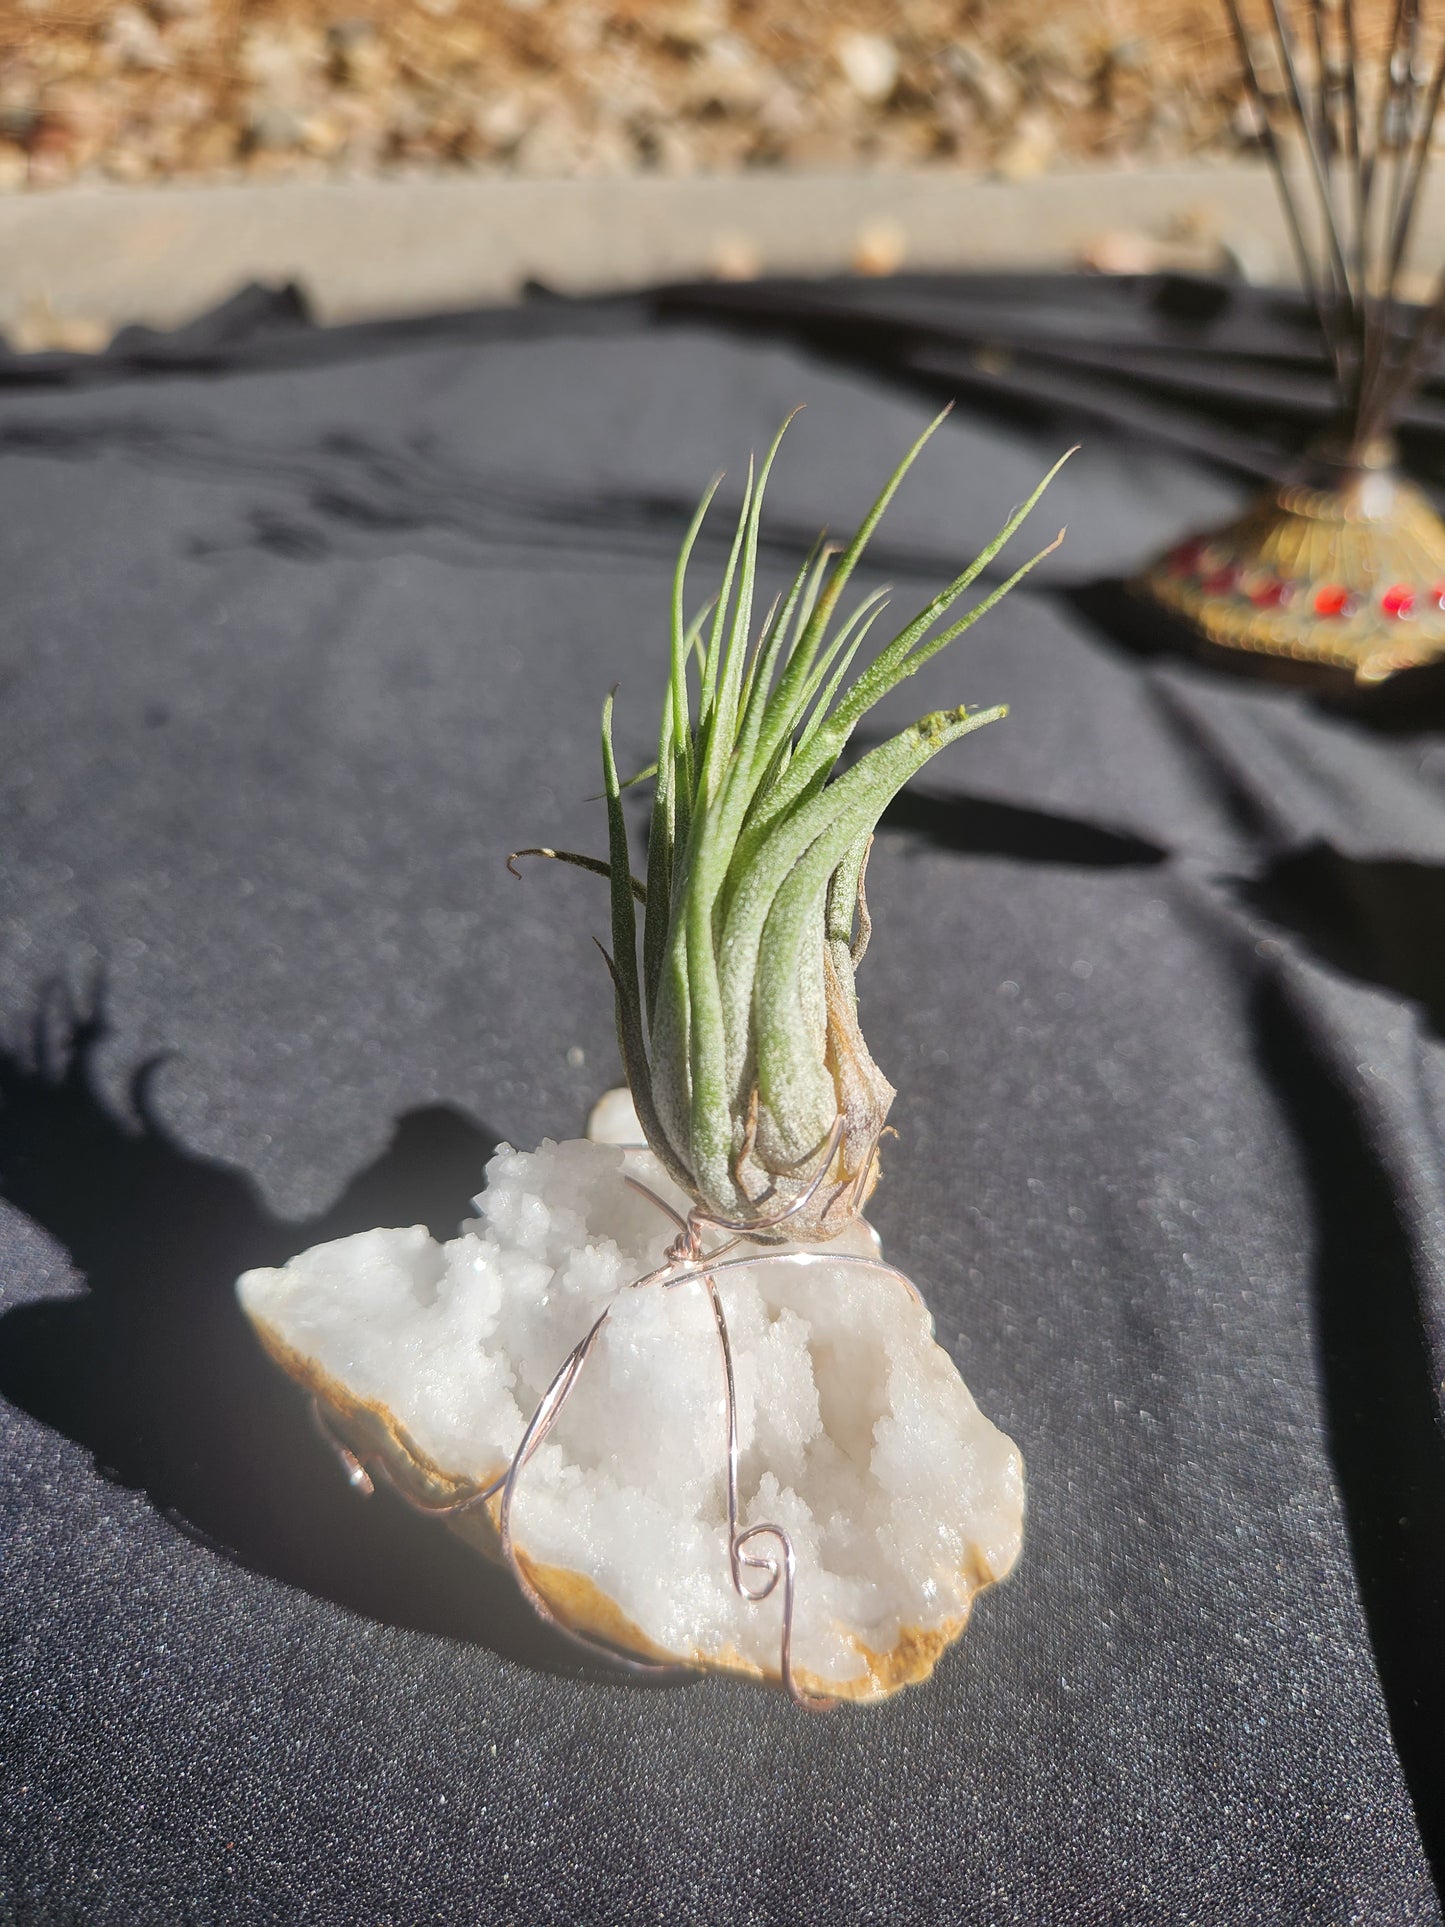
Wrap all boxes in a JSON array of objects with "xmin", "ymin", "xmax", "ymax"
[{"xmin": 517, "ymin": 408, "xmax": 1070, "ymax": 1241}]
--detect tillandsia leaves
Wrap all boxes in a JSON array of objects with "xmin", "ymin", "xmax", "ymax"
[{"xmin": 520, "ymin": 409, "xmax": 1070, "ymax": 1241}]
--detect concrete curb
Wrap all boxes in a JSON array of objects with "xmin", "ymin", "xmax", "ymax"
[{"xmin": 0, "ymin": 160, "xmax": 1321, "ymax": 336}]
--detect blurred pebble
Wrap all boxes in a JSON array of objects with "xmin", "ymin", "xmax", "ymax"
[
  {"xmin": 708, "ymin": 229, "xmax": 762, "ymax": 279},
  {"xmin": 6, "ymin": 289, "xmax": 111, "ymax": 354},
  {"xmin": 247, "ymin": 102, "xmax": 308, "ymax": 152},
  {"xmin": 0, "ymin": 2, "xmax": 1265, "ymax": 193},
  {"xmin": 328, "ymin": 22, "xmax": 391, "ymax": 92},
  {"xmin": 836, "ymin": 32, "xmax": 898, "ymax": 105},
  {"xmin": 654, "ymin": 1, "xmax": 724, "ymax": 50},
  {"xmin": 993, "ymin": 109, "xmax": 1057, "ymax": 180},
  {"xmin": 949, "ymin": 45, "xmax": 1019, "ymax": 124},
  {"xmin": 104, "ymin": 6, "xmax": 171, "ymax": 72},
  {"xmin": 852, "ymin": 215, "xmax": 906, "ymax": 276},
  {"xmin": 1079, "ymin": 229, "xmax": 1158, "ymax": 274}
]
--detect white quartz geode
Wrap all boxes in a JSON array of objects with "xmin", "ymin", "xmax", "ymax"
[{"xmin": 237, "ymin": 1132, "xmax": 1024, "ymax": 1702}]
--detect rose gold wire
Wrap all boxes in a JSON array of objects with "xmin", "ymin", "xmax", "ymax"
[
  {"xmin": 701, "ymin": 1272, "xmax": 832, "ymax": 1711},
  {"xmin": 684, "ymin": 1112, "xmax": 848, "ymax": 1244},
  {"xmin": 310, "ymin": 1347, "xmax": 692, "ymax": 1682},
  {"xmin": 309, "ymin": 1113, "xmax": 920, "ymax": 1708},
  {"xmin": 493, "ymin": 1311, "xmax": 696, "ymax": 1680}
]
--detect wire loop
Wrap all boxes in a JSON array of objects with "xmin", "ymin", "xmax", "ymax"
[{"xmin": 310, "ymin": 1119, "xmax": 916, "ymax": 1708}]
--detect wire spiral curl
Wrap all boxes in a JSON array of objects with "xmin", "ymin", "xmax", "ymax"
[{"xmin": 310, "ymin": 1114, "xmax": 923, "ymax": 1709}]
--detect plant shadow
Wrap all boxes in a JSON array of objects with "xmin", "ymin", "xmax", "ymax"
[
  {"xmin": 1238, "ymin": 843, "xmax": 1445, "ymax": 1039},
  {"xmin": 880, "ymin": 782, "xmax": 1169, "ymax": 869},
  {"xmin": 0, "ymin": 984, "xmax": 653, "ymax": 1683}
]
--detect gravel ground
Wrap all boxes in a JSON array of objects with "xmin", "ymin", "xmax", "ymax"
[{"xmin": 0, "ymin": 0, "xmax": 1263, "ymax": 192}]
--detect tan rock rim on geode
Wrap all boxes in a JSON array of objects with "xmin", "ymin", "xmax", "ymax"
[{"xmin": 245, "ymin": 1308, "xmax": 1015, "ymax": 1704}]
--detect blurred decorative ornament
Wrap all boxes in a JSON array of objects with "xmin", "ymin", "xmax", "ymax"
[
  {"xmin": 1147, "ymin": 434, "xmax": 1445, "ymax": 682},
  {"xmin": 1136, "ymin": 0, "xmax": 1445, "ymax": 685}
]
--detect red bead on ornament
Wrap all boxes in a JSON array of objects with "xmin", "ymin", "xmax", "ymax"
[
  {"xmin": 1167, "ymin": 540, "xmax": 1207, "ymax": 578},
  {"xmin": 1314, "ymin": 585, "xmax": 1350, "ymax": 617},
  {"xmin": 1381, "ymin": 583, "xmax": 1415, "ymax": 617},
  {"xmin": 1250, "ymin": 578, "xmax": 1294, "ymax": 609}
]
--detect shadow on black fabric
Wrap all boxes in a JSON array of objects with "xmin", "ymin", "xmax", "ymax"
[
  {"xmin": 1061, "ymin": 577, "xmax": 1184, "ymax": 665},
  {"xmin": 1241, "ymin": 845, "xmax": 1445, "ymax": 1038},
  {"xmin": 0, "ymin": 416, "xmax": 715, "ymax": 572},
  {"xmin": 880, "ymin": 783, "xmax": 1169, "ymax": 869},
  {"xmin": 0, "ymin": 279, "xmax": 642, "ymax": 392},
  {"xmin": 650, "ymin": 273, "xmax": 1347, "ymax": 481},
  {"xmin": 0, "ymin": 412, "xmax": 1049, "ymax": 590},
  {"xmin": 1253, "ymin": 976, "xmax": 1445, "ymax": 1892},
  {"xmin": 0, "ymin": 985, "xmax": 657, "ymax": 1685}
]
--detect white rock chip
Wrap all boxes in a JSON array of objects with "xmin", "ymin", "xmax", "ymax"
[
  {"xmin": 238, "ymin": 1137, "xmax": 1023, "ymax": 1701},
  {"xmin": 835, "ymin": 30, "xmax": 899, "ymax": 105},
  {"xmin": 584, "ymin": 1084, "xmax": 647, "ymax": 1146}
]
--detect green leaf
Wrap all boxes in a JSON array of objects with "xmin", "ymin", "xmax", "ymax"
[
  {"xmin": 600, "ymin": 692, "xmax": 690, "ymax": 1189},
  {"xmin": 507, "ymin": 847, "xmax": 646, "ymax": 902}
]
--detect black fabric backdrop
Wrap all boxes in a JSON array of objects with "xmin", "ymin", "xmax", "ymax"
[{"xmin": 1, "ymin": 272, "xmax": 1443, "ymax": 1924}]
